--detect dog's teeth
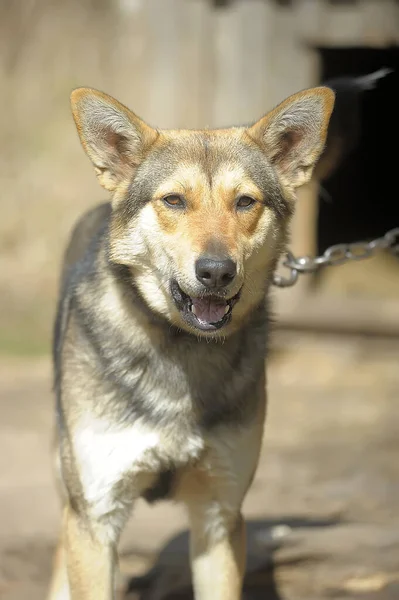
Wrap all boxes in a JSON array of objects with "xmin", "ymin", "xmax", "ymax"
[
  {"xmin": 191, "ymin": 304, "xmax": 198, "ymax": 316},
  {"xmin": 224, "ymin": 305, "xmax": 230, "ymax": 315}
]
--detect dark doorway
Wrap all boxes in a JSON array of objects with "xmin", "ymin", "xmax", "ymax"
[{"xmin": 317, "ymin": 47, "xmax": 399, "ymax": 254}]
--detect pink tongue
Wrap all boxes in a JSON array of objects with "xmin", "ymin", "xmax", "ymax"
[{"xmin": 192, "ymin": 297, "xmax": 227, "ymax": 324}]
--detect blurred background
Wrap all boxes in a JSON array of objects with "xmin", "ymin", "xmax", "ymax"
[
  {"xmin": 1, "ymin": 1, "xmax": 399, "ymax": 599},
  {"xmin": 1, "ymin": 0, "xmax": 399, "ymax": 354}
]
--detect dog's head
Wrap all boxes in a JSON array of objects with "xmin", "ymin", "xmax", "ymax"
[{"xmin": 71, "ymin": 87, "xmax": 334, "ymax": 337}]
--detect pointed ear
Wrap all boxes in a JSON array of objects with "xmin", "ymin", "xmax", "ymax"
[
  {"xmin": 247, "ymin": 87, "xmax": 335, "ymax": 190},
  {"xmin": 70, "ymin": 88, "xmax": 158, "ymax": 192}
]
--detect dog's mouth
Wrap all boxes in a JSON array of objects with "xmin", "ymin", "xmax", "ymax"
[{"xmin": 170, "ymin": 280, "xmax": 241, "ymax": 332}]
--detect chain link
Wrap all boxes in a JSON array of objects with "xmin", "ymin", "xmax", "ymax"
[{"xmin": 273, "ymin": 227, "xmax": 399, "ymax": 288}]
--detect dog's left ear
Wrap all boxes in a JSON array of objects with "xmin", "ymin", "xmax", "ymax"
[
  {"xmin": 70, "ymin": 88, "xmax": 158, "ymax": 192},
  {"xmin": 247, "ymin": 87, "xmax": 335, "ymax": 190}
]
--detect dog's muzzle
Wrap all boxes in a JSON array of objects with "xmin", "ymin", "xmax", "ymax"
[{"xmin": 170, "ymin": 280, "xmax": 241, "ymax": 332}]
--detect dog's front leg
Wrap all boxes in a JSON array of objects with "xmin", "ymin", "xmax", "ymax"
[
  {"xmin": 180, "ymin": 388, "xmax": 266, "ymax": 600},
  {"xmin": 63, "ymin": 504, "xmax": 117, "ymax": 600},
  {"xmin": 179, "ymin": 399, "xmax": 265, "ymax": 599},
  {"xmin": 189, "ymin": 506, "xmax": 246, "ymax": 600}
]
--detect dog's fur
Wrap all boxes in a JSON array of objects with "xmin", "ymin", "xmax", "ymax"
[{"xmin": 47, "ymin": 85, "xmax": 334, "ymax": 600}]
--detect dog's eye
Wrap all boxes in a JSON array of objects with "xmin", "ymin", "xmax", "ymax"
[
  {"xmin": 163, "ymin": 194, "xmax": 185, "ymax": 209},
  {"xmin": 236, "ymin": 195, "xmax": 256, "ymax": 210}
]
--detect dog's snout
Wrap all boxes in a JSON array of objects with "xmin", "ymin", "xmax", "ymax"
[{"xmin": 195, "ymin": 257, "xmax": 237, "ymax": 289}]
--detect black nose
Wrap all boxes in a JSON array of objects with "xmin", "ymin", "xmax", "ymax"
[{"xmin": 195, "ymin": 257, "xmax": 237, "ymax": 289}]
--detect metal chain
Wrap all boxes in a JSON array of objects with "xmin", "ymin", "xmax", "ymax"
[{"xmin": 273, "ymin": 227, "xmax": 399, "ymax": 288}]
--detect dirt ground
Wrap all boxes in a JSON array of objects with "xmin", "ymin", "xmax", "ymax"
[{"xmin": 1, "ymin": 331, "xmax": 398, "ymax": 600}]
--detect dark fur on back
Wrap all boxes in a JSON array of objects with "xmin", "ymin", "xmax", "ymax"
[{"xmin": 52, "ymin": 203, "xmax": 111, "ymax": 407}]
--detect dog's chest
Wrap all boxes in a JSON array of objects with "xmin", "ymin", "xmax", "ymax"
[
  {"xmin": 75, "ymin": 415, "xmax": 205, "ymax": 512},
  {"xmin": 74, "ymin": 319, "xmax": 266, "ymax": 513},
  {"xmin": 113, "ymin": 334, "xmax": 254, "ymax": 430}
]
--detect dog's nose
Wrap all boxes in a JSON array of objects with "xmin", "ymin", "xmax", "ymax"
[{"xmin": 195, "ymin": 257, "xmax": 237, "ymax": 289}]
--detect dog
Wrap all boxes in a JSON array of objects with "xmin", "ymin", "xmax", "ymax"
[{"xmin": 47, "ymin": 84, "xmax": 334, "ymax": 600}]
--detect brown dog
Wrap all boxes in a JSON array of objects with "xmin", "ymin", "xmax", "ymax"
[{"xmin": 47, "ymin": 84, "xmax": 334, "ymax": 600}]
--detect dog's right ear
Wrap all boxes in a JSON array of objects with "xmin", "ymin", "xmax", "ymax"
[
  {"xmin": 247, "ymin": 87, "xmax": 335, "ymax": 191},
  {"xmin": 70, "ymin": 88, "xmax": 158, "ymax": 192}
]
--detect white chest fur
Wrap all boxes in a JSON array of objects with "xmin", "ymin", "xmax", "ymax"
[{"xmin": 73, "ymin": 416, "xmax": 205, "ymax": 518}]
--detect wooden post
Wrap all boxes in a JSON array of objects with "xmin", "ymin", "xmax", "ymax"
[
  {"xmin": 179, "ymin": 0, "xmax": 214, "ymax": 128},
  {"xmin": 211, "ymin": 0, "xmax": 273, "ymax": 127},
  {"xmin": 141, "ymin": 0, "xmax": 185, "ymax": 128}
]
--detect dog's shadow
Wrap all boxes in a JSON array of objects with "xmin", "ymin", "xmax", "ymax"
[{"xmin": 123, "ymin": 516, "xmax": 339, "ymax": 600}]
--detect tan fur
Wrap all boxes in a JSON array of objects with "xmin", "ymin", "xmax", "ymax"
[
  {"xmin": 151, "ymin": 162, "xmax": 267, "ymax": 262},
  {"xmin": 65, "ymin": 506, "xmax": 116, "ymax": 600}
]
